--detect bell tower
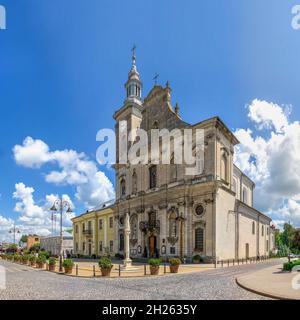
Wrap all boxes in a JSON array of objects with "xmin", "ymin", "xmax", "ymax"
[
  {"xmin": 124, "ymin": 45, "xmax": 142, "ymax": 102},
  {"xmin": 114, "ymin": 47, "xmax": 143, "ymax": 200}
]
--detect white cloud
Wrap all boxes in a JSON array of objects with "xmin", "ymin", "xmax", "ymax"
[
  {"xmin": 235, "ymin": 99, "xmax": 300, "ymax": 227},
  {"xmin": 13, "ymin": 137, "xmax": 115, "ymax": 209},
  {"xmin": 11, "ymin": 182, "xmax": 75, "ymax": 237},
  {"xmin": 0, "ymin": 215, "xmax": 14, "ymax": 243},
  {"xmin": 13, "ymin": 137, "xmax": 52, "ymax": 168}
]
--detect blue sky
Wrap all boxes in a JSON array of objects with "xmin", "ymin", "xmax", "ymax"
[{"xmin": 1, "ymin": 0, "xmax": 300, "ymax": 239}]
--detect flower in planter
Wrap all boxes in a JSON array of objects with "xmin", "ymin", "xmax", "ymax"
[
  {"xmin": 148, "ymin": 258, "xmax": 161, "ymax": 275},
  {"xmin": 98, "ymin": 257, "xmax": 113, "ymax": 276},
  {"xmin": 62, "ymin": 259, "xmax": 74, "ymax": 274},
  {"xmin": 168, "ymin": 258, "xmax": 181, "ymax": 273}
]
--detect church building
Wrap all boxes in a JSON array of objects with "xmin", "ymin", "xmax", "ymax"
[{"xmin": 113, "ymin": 49, "xmax": 275, "ymax": 262}]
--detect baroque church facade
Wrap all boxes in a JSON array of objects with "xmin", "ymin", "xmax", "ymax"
[{"xmin": 112, "ymin": 50, "xmax": 275, "ymax": 262}]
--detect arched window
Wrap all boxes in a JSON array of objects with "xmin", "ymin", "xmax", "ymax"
[
  {"xmin": 149, "ymin": 165, "xmax": 157, "ymax": 189},
  {"xmin": 169, "ymin": 211, "xmax": 177, "ymax": 238},
  {"xmin": 130, "ymin": 215, "xmax": 138, "ymax": 240},
  {"xmin": 132, "ymin": 171, "xmax": 137, "ymax": 194},
  {"xmin": 221, "ymin": 154, "xmax": 228, "ymax": 181},
  {"xmin": 120, "ymin": 178, "xmax": 126, "ymax": 196},
  {"xmin": 252, "ymin": 221, "xmax": 255, "ymax": 235},
  {"xmin": 242, "ymin": 188, "xmax": 248, "ymax": 204},
  {"xmin": 195, "ymin": 228, "xmax": 204, "ymax": 251},
  {"xmin": 119, "ymin": 233, "xmax": 124, "ymax": 251}
]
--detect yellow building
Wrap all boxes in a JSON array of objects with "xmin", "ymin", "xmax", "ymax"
[
  {"xmin": 27, "ymin": 235, "xmax": 40, "ymax": 250},
  {"xmin": 72, "ymin": 206, "xmax": 115, "ymax": 257}
]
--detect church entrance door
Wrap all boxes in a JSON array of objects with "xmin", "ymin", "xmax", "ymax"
[{"xmin": 149, "ymin": 236, "xmax": 156, "ymax": 257}]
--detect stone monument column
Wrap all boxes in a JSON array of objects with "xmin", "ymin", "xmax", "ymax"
[{"xmin": 123, "ymin": 212, "xmax": 132, "ymax": 268}]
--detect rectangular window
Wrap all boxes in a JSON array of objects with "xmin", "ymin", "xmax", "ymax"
[
  {"xmin": 109, "ymin": 240, "xmax": 113, "ymax": 252},
  {"xmin": 75, "ymin": 242, "xmax": 78, "ymax": 251},
  {"xmin": 75, "ymin": 225, "xmax": 78, "ymax": 234},
  {"xmin": 82, "ymin": 242, "xmax": 85, "ymax": 251},
  {"xmin": 109, "ymin": 217, "xmax": 113, "ymax": 228},
  {"xmin": 82, "ymin": 223, "xmax": 85, "ymax": 232},
  {"xmin": 262, "ymin": 226, "xmax": 264, "ymax": 236},
  {"xmin": 99, "ymin": 241, "xmax": 103, "ymax": 252},
  {"xmin": 170, "ymin": 247, "xmax": 175, "ymax": 254},
  {"xmin": 99, "ymin": 219, "xmax": 103, "ymax": 230},
  {"xmin": 195, "ymin": 228, "xmax": 204, "ymax": 251}
]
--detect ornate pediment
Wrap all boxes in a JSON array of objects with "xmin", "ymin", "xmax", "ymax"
[{"xmin": 167, "ymin": 237, "xmax": 178, "ymax": 246}]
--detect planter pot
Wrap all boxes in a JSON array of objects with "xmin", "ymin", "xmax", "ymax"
[
  {"xmin": 100, "ymin": 267, "xmax": 112, "ymax": 277},
  {"xmin": 48, "ymin": 264, "xmax": 56, "ymax": 272},
  {"xmin": 64, "ymin": 267, "xmax": 73, "ymax": 274},
  {"xmin": 150, "ymin": 265, "xmax": 160, "ymax": 275},
  {"xmin": 169, "ymin": 265, "xmax": 180, "ymax": 273},
  {"xmin": 36, "ymin": 263, "xmax": 44, "ymax": 269},
  {"xmin": 30, "ymin": 261, "xmax": 36, "ymax": 267},
  {"xmin": 193, "ymin": 260, "xmax": 200, "ymax": 264}
]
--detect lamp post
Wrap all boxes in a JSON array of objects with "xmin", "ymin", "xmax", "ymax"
[
  {"xmin": 9, "ymin": 223, "xmax": 20, "ymax": 245},
  {"xmin": 50, "ymin": 197, "xmax": 72, "ymax": 272}
]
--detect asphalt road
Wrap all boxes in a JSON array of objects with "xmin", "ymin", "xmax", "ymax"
[{"xmin": 0, "ymin": 258, "xmax": 283, "ymax": 300}]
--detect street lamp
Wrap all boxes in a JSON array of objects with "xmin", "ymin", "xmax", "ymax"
[
  {"xmin": 50, "ymin": 197, "xmax": 72, "ymax": 272},
  {"xmin": 9, "ymin": 223, "xmax": 20, "ymax": 245}
]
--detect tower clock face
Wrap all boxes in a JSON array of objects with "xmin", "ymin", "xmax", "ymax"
[{"xmin": 195, "ymin": 205, "xmax": 204, "ymax": 216}]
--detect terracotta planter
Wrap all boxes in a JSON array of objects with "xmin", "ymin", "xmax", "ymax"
[
  {"xmin": 64, "ymin": 267, "xmax": 73, "ymax": 274},
  {"xmin": 100, "ymin": 267, "xmax": 112, "ymax": 277},
  {"xmin": 169, "ymin": 265, "xmax": 180, "ymax": 273},
  {"xmin": 36, "ymin": 262, "xmax": 44, "ymax": 269},
  {"xmin": 30, "ymin": 261, "xmax": 36, "ymax": 267},
  {"xmin": 150, "ymin": 265, "xmax": 160, "ymax": 275},
  {"xmin": 48, "ymin": 264, "xmax": 56, "ymax": 272}
]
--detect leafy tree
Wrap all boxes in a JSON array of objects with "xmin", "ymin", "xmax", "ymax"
[{"xmin": 20, "ymin": 235, "xmax": 28, "ymax": 243}]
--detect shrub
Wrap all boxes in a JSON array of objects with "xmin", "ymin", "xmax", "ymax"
[
  {"xmin": 98, "ymin": 257, "xmax": 113, "ymax": 269},
  {"xmin": 169, "ymin": 258, "xmax": 181, "ymax": 266},
  {"xmin": 148, "ymin": 258, "xmax": 161, "ymax": 266},
  {"xmin": 29, "ymin": 255, "xmax": 36, "ymax": 263},
  {"xmin": 48, "ymin": 257, "xmax": 56, "ymax": 266},
  {"xmin": 21, "ymin": 255, "xmax": 29, "ymax": 263},
  {"xmin": 62, "ymin": 259, "xmax": 74, "ymax": 268},
  {"xmin": 283, "ymin": 259, "xmax": 300, "ymax": 272},
  {"xmin": 36, "ymin": 255, "xmax": 46, "ymax": 264},
  {"xmin": 192, "ymin": 254, "xmax": 202, "ymax": 262},
  {"xmin": 13, "ymin": 254, "xmax": 20, "ymax": 262}
]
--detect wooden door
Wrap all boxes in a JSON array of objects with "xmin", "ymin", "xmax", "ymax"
[{"xmin": 149, "ymin": 236, "xmax": 155, "ymax": 257}]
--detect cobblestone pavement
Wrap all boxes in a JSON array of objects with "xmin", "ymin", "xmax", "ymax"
[{"xmin": 0, "ymin": 259, "xmax": 283, "ymax": 300}]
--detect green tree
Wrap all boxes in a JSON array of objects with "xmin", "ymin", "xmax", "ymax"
[
  {"xmin": 20, "ymin": 234, "xmax": 28, "ymax": 243},
  {"xmin": 281, "ymin": 223, "xmax": 295, "ymax": 248}
]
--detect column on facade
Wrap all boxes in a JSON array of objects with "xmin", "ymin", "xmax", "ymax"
[{"xmin": 93, "ymin": 219, "xmax": 96, "ymax": 256}]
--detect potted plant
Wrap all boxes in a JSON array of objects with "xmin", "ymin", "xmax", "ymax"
[
  {"xmin": 36, "ymin": 255, "xmax": 46, "ymax": 268},
  {"xmin": 192, "ymin": 254, "xmax": 202, "ymax": 264},
  {"xmin": 13, "ymin": 254, "xmax": 20, "ymax": 263},
  {"xmin": 98, "ymin": 257, "xmax": 113, "ymax": 277},
  {"xmin": 21, "ymin": 255, "xmax": 29, "ymax": 265},
  {"xmin": 148, "ymin": 258, "xmax": 160, "ymax": 275},
  {"xmin": 169, "ymin": 258, "xmax": 181, "ymax": 273},
  {"xmin": 48, "ymin": 257, "xmax": 56, "ymax": 272},
  {"xmin": 62, "ymin": 259, "xmax": 74, "ymax": 274},
  {"xmin": 29, "ymin": 255, "xmax": 36, "ymax": 266}
]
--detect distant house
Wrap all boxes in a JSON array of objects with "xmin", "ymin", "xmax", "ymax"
[
  {"xmin": 26, "ymin": 235, "xmax": 40, "ymax": 250},
  {"xmin": 40, "ymin": 231, "xmax": 73, "ymax": 257}
]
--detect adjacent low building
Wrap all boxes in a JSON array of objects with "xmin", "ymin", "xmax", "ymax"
[
  {"xmin": 72, "ymin": 204, "xmax": 115, "ymax": 257},
  {"xmin": 40, "ymin": 231, "xmax": 73, "ymax": 257},
  {"xmin": 26, "ymin": 235, "xmax": 40, "ymax": 250}
]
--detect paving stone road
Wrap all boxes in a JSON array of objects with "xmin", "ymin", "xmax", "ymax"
[{"xmin": 0, "ymin": 259, "xmax": 283, "ymax": 300}]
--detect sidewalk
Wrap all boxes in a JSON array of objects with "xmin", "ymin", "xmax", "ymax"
[{"xmin": 236, "ymin": 264, "xmax": 300, "ymax": 300}]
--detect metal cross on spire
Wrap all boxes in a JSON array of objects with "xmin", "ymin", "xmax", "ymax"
[
  {"xmin": 153, "ymin": 73, "xmax": 159, "ymax": 85},
  {"xmin": 131, "ymin": 44, "xmax": 136, "ymax": 66}
]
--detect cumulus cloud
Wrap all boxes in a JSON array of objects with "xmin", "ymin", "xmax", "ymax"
[
  {"xmin": 13, "ymin": 137, "xmax": 115, "ymax": 209},
  {"xmin": 0, "ymin": 215, "xmax": 15, "ymax": 243},
  {"xmin": 234, "ymin": 99, "xmax": 300, "ymax": 227},
  {"xmin": 12, "ymin": 182, "xmax": 75, "ymax": 238}
]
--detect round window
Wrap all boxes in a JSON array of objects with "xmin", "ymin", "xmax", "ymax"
[{"xmin": 195, "ymin": 205, "xmax": 204, "ymax": 216}]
